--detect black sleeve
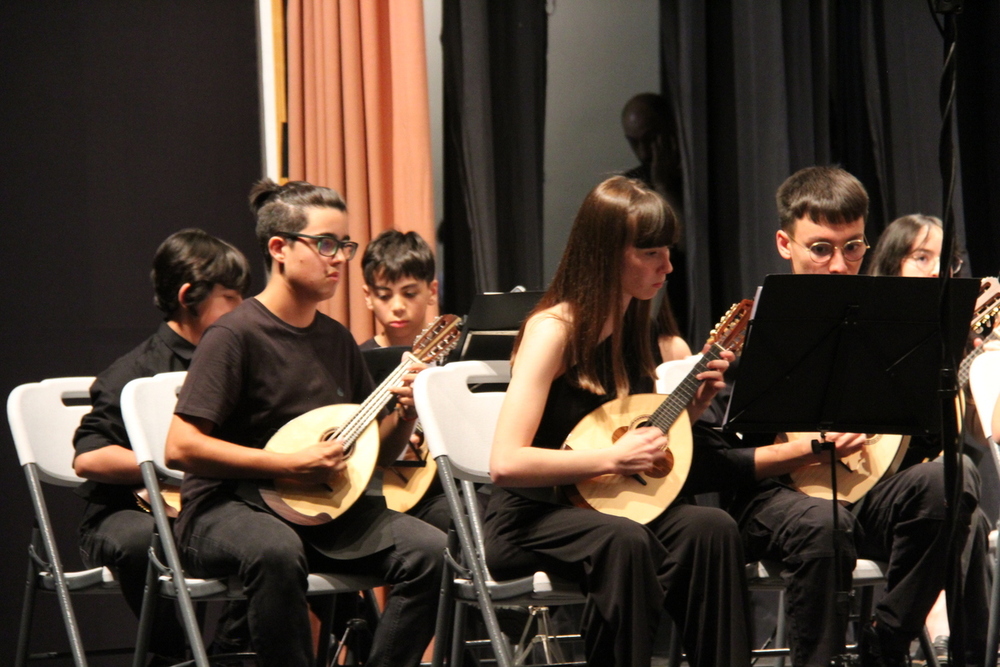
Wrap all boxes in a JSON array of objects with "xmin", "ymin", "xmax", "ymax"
[
  {"xmin": 682, "ymin": 422, "xmax": 758, "ymax": 496},
  {"xmin": 175, "ymin": 324, "xmax": 244, "ymax": 427},
  {"xmin": 73, "ymin": 370, "xmax": 131, "ymax": 458}
]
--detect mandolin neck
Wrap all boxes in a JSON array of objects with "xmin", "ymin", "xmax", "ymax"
[
  {"xmin": 336, "ymin": 354, "xmax": 416, "ymax": 449},
  {"xmin": 959, "ymin": 329, "xmax": 1000, "ymax": 388},
  {"xmin": 647, "ymin": 344, "xmax": 723, "ymax": 434}
]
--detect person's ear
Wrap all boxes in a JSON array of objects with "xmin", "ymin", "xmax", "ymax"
[
  {"xmin": 177, "ymin": 283, "xmax": 193, "ymax": 310},
  {"xmin": 268, "ymin": 236, "xmax": 288, "ymax": 264},
  {"xmin": 362, "ymin": 284, "xmax": 374, "ymax": 311},
  {"xmin": 428, "ymin": 279, "xmax": 439, "ymax": 306},
  {"xmin": 776, "ymin": 230, "xmax": 793, "ymax": 260}
]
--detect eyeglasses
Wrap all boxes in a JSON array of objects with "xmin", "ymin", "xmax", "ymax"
[
  {"xmin": 277, "ymin": 232, "xmax": 358, "ymax": 260},
  {"xmin": 788, "ymin": 235, "xmax": 869, "ymax": 263},
  {"xmin": 904, "ymin": 251, "xmax": 964, "ymax": 276}
]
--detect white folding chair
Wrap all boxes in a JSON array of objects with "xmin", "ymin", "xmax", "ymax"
[
  {"xmin": 121, "ymin": 371, "xmax": 385, "ymax": 667},
  {"xmin": 8, "ymin": 377, "xmax": 127, "ymax": 667},
  {"xmin": 968, "ymin": 351, "xmax": 1000, "ymax": 667},
  {"xmin": 655, "ymin": 355, "xmax": 702, "ymax": 395},
  {"xmin": 414, "ymin": 360, "xmax": 586, "ymax": 667}
]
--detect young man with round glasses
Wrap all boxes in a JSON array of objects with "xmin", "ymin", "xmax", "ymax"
[
  {"xmin": 704, "ymin": 166, "xmax": 987, "ymax": 667},
  {"xmin": 165, "ymin": 179, "xmax": 444, "ymax": 667}
]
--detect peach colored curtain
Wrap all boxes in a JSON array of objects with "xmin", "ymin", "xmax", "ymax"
[{"xmin": 285, "ymin": 0, "xmax": 436, "ymax": 342}]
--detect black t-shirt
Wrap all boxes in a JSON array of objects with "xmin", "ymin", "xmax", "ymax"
[
  {"xmin": 174, "ymin": 298, "xmax": 393, "ymax": 557},
  {"xmin": 73, "ymin": 322, "xmax": 195, "ymax": 515}
]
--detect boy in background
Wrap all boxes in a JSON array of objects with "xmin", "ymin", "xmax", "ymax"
[
  {"xmin": 359, "ymin": 230, "xmax": 438, "ymax": 351},
  {"xmin": 358, "ymin": 230, "xmax": 452, "ymax": 531}
]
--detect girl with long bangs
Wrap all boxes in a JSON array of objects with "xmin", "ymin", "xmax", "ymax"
[{"xmin": 485, "ymin": 176, "xmax": 751, "ymax": 667}]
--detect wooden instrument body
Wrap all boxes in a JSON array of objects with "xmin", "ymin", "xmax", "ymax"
[
  {"xmin": 257, "ymin": 314, "xmax": 463, "ymax": 525},
  {"xmin": 785, "ymin": 432, "xmax": 910, "ymax": 503},
  {"xmin": 261, "ymin": 403, "xmax": 380, "ymax": 525},
  {"xmin": 383, "ymin": 440, "xmax": 437, "ymax": 514},
  {"xmin": 565, "ymin": 393, "xmax": 692, "ymax": 525}
]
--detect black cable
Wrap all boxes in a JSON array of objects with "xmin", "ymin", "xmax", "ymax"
[{"xmin": 934, "ymin": 10, "xmax": 966, "ymax": 667}]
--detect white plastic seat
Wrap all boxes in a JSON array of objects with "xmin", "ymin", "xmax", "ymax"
[
  {"xmin": 121, "ymin": 371, "xmax": 384, "ymax": 667},
  {"xmin": 413, "ymin": 360, "xmax": 585, "ymax": 667},
  {"xmin": 8, "ymin": 377, "xmax": 126, "ymax": 667}
]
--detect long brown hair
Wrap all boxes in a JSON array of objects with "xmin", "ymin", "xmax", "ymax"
[{"xmin": 514, "ymin": 176, "xmax": 679, "ymax": 397}]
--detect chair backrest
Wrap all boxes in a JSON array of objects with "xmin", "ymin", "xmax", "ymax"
[
  {"xmin": 655, "ymin": 355, "xmax": 702, "ymax": 395},
  {"xmin": 7, "ymin": 377, "xmax": 95, "ymax": 486},
  {"xmin": 413, "ymin": 360, "xmax": 510, "ymax": 483},
  {"xmin": 969, "ymin": 350, "xmax": 1000, "ymax": 438},
  {"xmin": 120, "ymin": 371, "xmax": 187, "ymax": 482}
]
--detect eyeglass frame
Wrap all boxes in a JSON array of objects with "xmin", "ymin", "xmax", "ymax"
[
  {"xmin": 903, "ymin": 250, "xmax": 964, "ymax": 276},
  {"xmin": 275, "ymin": 232, "xmax": 358, "ymax": 260},
  {"xmin": 787, "ymin": 234, "xmax": 870, "ymax": 264}
]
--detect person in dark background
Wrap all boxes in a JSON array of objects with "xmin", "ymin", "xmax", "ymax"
[
  {"xmin": 622, "ymin": 92, "xmax": 690, "ymax": 339},
  {"xmin": 700, "ymin": 166, "xmax": 985, "ymax": 667},
  {"xmin": 73, "ymin": 229, "xmax": 251, "ymax": 664}
]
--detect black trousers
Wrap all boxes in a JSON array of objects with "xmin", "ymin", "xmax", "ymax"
[
  {"xmin": 79, "ymin": 506, "xmax": 187, "ymax": 658},
  {"xmin": 740, "ymin": 459, "xmax": 987, "ymax": 667},
  {"xmin": 484, "ymin": 490, "xmax": 752, "ymax": 667},
  {"xmin": 177, "ymin": 498, "xmax": 445, "ymax": 667}
]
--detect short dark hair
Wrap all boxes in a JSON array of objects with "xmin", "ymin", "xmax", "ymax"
[
  {"xmin": 868, "ymin": 214, "xmax": 943, "ymax": 277},
  {"xmin": 361, "ymin": 230, "xmax": 435, "ymax": 287},
  {"xmin": 248, "ymin": 178, "xmax": 347, "ymax": 266},
  {"xmin": 776, "ymin": 166, "xmax": 869, "ymax": 232},
  {"xmin": 151, "ymin": 229, "xmax": 251, "ymax": 318}
]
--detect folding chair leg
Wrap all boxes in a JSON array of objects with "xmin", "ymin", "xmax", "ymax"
[
  {"xmin": 23, "ymin": 467, "xmax": 88, "ymax": 667},
  {"xmin": 431, "ymin": 556, "xmax": 456, "ymax": 667},
  {"xmin": 450, "ymin": 602, "xmax": 469, "ymax": 667},
  {"xmin": 138, "ymin": 462, "xmax": 211, "ymax": 667},
  {"xmin": 775, "ymin": 589, "xmax": 788, "ymax": 667},
  {"xmin": 133, "ymin": 543, "xmax": 164, "ymax": 667},
  {"xmin": 15, "ymin": 542, "xmax": 40, "ymax": 667}
]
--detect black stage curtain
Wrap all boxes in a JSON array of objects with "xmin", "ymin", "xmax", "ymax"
[
  {"xmin": 661, "ymin": 0, "xmax": 999, "ymax": 334},
  {"xmin": 0, "ymin": 3, "xmax": 262, "ymax": 662},
  {"xmin": 441, "ymin": 0, "xmax": 548, "ymax": 316}
]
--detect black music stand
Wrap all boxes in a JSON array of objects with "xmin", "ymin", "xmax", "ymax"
[
  {"xmin": 724, "ymin": 274, "xmax": 978, "ymax": 436},
  {"xmin": 448, "ymin": 291, "xmax": 542, "ymax": 363},
  {"xmin": 723, "ymin": 273, "xmax": 978, "ymax": 663},
  {"xmin": 361, "ymin": 345, "xmax": 412, "ymax": 385}
]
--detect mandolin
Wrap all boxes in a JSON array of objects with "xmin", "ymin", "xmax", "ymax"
[
  {"xmin": 786, "ymin": 278, "xmax": 1000, "ymax": 501},
  {"xmin": 564, "ymin": 300, "xmax": 753, "ymax": 525},
  {"xmin": 958, "ymin": 276, "xmax": 1000, "ymax": 388},
  {"xmin": 259, "ymin": 315, "xmax": 462, "ymax": 525},
  {"xmin": 382, "ymin": 422, "xmax": 438, "ymax": 514},
  {"xmin": 784, "ymin": 432, "xmax": 910, "ymax": 503}
]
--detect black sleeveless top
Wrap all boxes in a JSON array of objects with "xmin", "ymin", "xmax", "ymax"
[{"xmin": 511, "ymin": 337, "xmax": 654, "ymax": 504}]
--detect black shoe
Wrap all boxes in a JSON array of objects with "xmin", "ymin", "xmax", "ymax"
[
  {"xmin": 860, "ymin": 623, "xmax": 911, "ymax": 667},
  {"xmin": 932, "ymin": 635, "xmax": 949, "ymax": 666}
]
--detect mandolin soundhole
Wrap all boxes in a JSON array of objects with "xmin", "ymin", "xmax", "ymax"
[{"xmin": 321, "ymin": 427, "xmax": 353, "ymax": 459}]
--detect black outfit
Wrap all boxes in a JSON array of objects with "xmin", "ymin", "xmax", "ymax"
[
  {"xmin": 174, "ymin": 299, "xmax": 445, "ymax": 667},
  {"xmin": 701, "ymin": 364, "xmax": 990, "ymax": 667},
  {"xmin": 483, "ymin": 340, "xmax": 751, "ymax": 667},
  {"xmin": 72, "ymin": 322, "xmax": 194, "ymax": 659}
]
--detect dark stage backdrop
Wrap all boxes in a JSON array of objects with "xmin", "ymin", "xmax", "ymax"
[
  {"xmin": 0, "ymin": 2, "xmax": 263, "ymax": 663},
  {"xmin": 661, "ymin": 0, "xmax": 1000, "ymax": 338}
]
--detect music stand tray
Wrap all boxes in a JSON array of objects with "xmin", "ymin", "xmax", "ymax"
[{"xmin": 724, "ymin": 274, "xmax": 979, "ymax": 436}]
